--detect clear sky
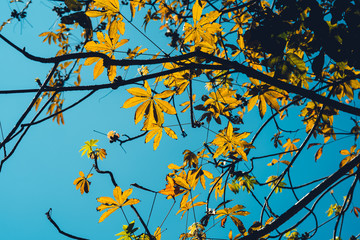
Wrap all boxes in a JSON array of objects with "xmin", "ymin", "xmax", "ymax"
[{"xmin": 0, "ymin": 1, "xmax": 359, "ymax": 240}]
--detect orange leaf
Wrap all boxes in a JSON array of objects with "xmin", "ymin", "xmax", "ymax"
[
  {"xmin": 353, "ymin": 207, "xmax": 360, "ymax": 217},
  {"xmin": 315, "ymin": 146, "xmax": 323, "ymax": 162},
  {"xmin": 221, "ymin": 216, "xmax": 227, "ymax": 227},
  {"xmin": 307, "ymin": 143, "xmax": 321, "ymax": 149}
]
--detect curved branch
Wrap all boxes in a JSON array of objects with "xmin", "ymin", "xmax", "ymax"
[
  {"xmin": 274, "ymin": 173, "xmax": 353, "ymax": 239},
  {"xmin": 93, "ymin": 157, "xmax": 118, "ymax": 187},
  {"xmin": 0, "ymin": 63, "xmax": 58, "ymax": 152},
  {"xmin": 45, "ymin": 208, "xmax": 89, "ymax": 240},
  {"xmin": 2, "ymin": 35, "xmax": 359, "ymax": 116},
  {"xmin": 21, "ymin": 90, "xmax": 97, "ymax": 127},
  {"xmin": 239, "ymin": 154, "xmax": 360, "ymax": 240},
  {"xmin": 0, "ymin": 65, "xmax": 58, "ymax": 172}
]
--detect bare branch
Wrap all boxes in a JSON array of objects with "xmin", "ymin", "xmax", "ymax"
[{"xmin": 45, "ymin": 208, "xmax": 89, "ymax": 240}]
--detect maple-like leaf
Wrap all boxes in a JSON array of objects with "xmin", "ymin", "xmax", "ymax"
[
  {"xmin": 176, "ymin": 194, "xmax": 205, "ymax": 219},
  {"xmin": 266, "ymin": 175, "xmax": 287, "ymax": 193},
  {"xmin": 211, "ymin": 121, "xmax": 253, "ymax": 160},
  {"xmin": 215, "ymin": 204, "xmax": 250, "ymax": 219},
  {"xmin": 73, "ymin": 171, "xmax": 93, "ymax": 194},
  {"xmin": 204, "ymin": 86, "xmax": 241, "ymax": 118},
  {"xmin": 339, "ymin": 145, "xmax": 360, "ymax": 174},
  {"xmin": 84, "ymin": 32, "xmax": 128, "ymax": 81},
  {"xmin": 93, "ymin": 148, "xmax": 107, "ymax": 160},
  {"xmin": 97, "ymin": 186, "xmax": 140, "ymax": 223},
  {"xmin": 122, "ymin": 81, "xmax": 176, "ymax": 125},
  {"xmin": 183, "ymin": 3, "xmax": 222, "ymax": 46},
  {"xmin": 79, "ymin": 139, "xmax": 98, "ymax": 158},
  {"xmin": 326, "ymin": 203, "xmax": 342, "ymax": 217},
  {"xmin": 189, "ymin": 167, "xmax": 213, "ymax": 190},
  {"xmin": 142, "ymin": 122, "xmax": 178, "ymax": 150},
  {"xmin": 283, "ymin": 138, "xmax": 300, "ymax": 156},
  {"xmin": 159, "ymin": 175, "xmax": 186, "ymax": 199},
  {"xmin": 86, "ymin": 0, "xmax": 119, "ymax": 18},
  {"xmin": 245, "ymin": 78, "xmax": 285, "ymax": 118}
]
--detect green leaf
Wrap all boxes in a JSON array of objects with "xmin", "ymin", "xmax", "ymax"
[
  {"xmin": 286, "ymin": 53, "xmax": 306, "ymax": 74},
  {"xmin": 115, "ymin": 221, "xmax": 139, "ymax": 240}
]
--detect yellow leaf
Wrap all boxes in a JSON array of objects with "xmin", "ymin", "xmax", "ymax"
[
  {"xmin": 73, "ymin": 171, "xmax": 93, "ymax": 194},
  {"xmin": 159, "ymin": 176, "xmax": 185, "ymax": 198},
  {"xmin": 340, "ymin": 149, "xmax": 350, "ymax": 155},
  {"xmin": 123, "ymin": 198, "xmax": 140, "ymax": 207},
  {"xmin": 135, "ymin": 101, "xmax": 150, "ymax": 124},
  {"xmin": 168, "ymin": 163, "xmax": 182, "ymax": 170},
  {"xmin": 192, "ymin": 0, "xmax": 203, "ymax": 23},
  {"xmin": 98, "ymin": 207, "xmax": 118, "ymax": 223},
  {"xmin": 116, "ymin": 39, "xmax": 129, "ymax": 48},
  {"xmin": 247, "ymin": 96, "xmax": 258, "ymax": 112},
  {"xmin": 122, "ymin": 97, "xmax": 148, "ymax": 109},
  {"xmin": 130, "ymin": 1, "xmax": 136, "ymax": 18},
  {"xmin": 84, "ymin": 57, "xmax": 99, "ymax": 66},
  {"xmin": 155, "ymin": 99, "xmax": 176, "ymax": 115},
  {"xmin": 153, "ymin": 128, "xmax": 163, "ymax": 150},
  {"xmin": 93, "ymin": 59, "xmax": 104, "ymax": 80},
  {"xmin": 126, "ymin": 87, "xmax": 149, "ymax": 97},
  {"xmin": 107, "ymin": 64, "xmax": 116, "ymax": 82},
  {"xmin": 164, "ymin": 127, "xmax": 178, "ymax": 140},
  {"xmin": 259, "ymin": 95, "xmax": 267, "ymax": 118},
  {"xmin": 267, "ymin": 159, "xmax": 278, "ymax": 166},
  {"xmin": 86, "ymin": 10, "xmax": 105, "ymax": 18},
  {"xmin": 145, "ymin": 127, "xmax": 160, "ymax": 143},
  {"xmin": 79, "ymin": 139, "xmax": 98, "ymax": 157},
  {"xmin": 154, "ymin": 227, "xmax": 161, "ymax": 240},
  {"xmin": 230, "ymin": 216, "xmax": 246, "ymax": 234},
  {"xmin": 94, "ymin": 0, "xmax": 119, "ymax": 13},
  {"xmin": 265, "ymin": 217, "xmax": 274, "ymax": 225},
  {"xmin": 96, "ymin": 186, "xmax": 139, "ymax": 223},
  {"xmin": 174, "ymin": 176, "xmax": 190, "ymax": 190},
  {"xmin": 155, "ymin": 90, "xmax": 175, "ymax": 99}
]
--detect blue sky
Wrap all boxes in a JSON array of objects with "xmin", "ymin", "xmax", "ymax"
[{"xmin": 0, "ymin": 1, "xmax": 360, "ymax": 240}]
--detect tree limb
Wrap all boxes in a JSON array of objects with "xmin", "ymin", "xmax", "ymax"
[
  {"xmin": 45, "ymin": 208, "xmax": 89, "ymax": 240},
  {"xmin": 239, "ymin": 154, "xmax": 360, "ymax": 240}
]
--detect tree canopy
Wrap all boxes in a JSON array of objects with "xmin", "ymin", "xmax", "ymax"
[{"xmin": 0, "ymin": 0, "xmax": 360, "ymax": 239}]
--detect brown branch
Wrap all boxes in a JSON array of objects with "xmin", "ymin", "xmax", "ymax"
[
  {"xmin": 189, "ymin": 79, "xmax": 196, "ymax": 128},
  {"xmin": 260, "ymin": 93, "xmax": 329, "ymax": 224},
  {"xmin": 0, "ymin": 92, "xmax": 58, "ymax": 171},
  {"xmin": 0, "ymin": 66, "xmax": 189, "ymax": 95},
  {"xmin": 1, "ymin": 35, "xmax": 359, "ymax": 116},
  {"xmin": 93, "ymin": 157, "xmax": 118, "ymax": 187},
  {"xmin": 275, "ymin": 173, "xmax": 354, "ymax": 239},
  {"xmin": 130, "ymin": 205, "xmax": 156, "ymax": 240},
  {"xmin": 45, "ymin": 208, "xmax": 89, "ymax": 240},
  {"xmin": 239, "ymin": 154, "xmax": 360, "ymax": 240},
  {"xmin": 21, "ymin": 90, "xmax": 97, "ymax": 127},
  {"xmin": 0, "ymin": 64, "xmax": 58, "ymax": 172},
  {"xmin": 333, "ymin": 169, "xmax": 359, "ymax": 239}
]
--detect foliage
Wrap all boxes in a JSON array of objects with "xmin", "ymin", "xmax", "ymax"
[{"xmin": 1, "ymin": 0, "xmax": 360, "ymax": 240}]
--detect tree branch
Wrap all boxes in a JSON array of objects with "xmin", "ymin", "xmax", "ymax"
[
  {"xmin": 1, "ymin": 35, "xmax": 359, "ymax": 116},
  {"xmin": 45, "ymin": 208, "xmax": 89, "ymax": 240},
  {"xmin": 239, "ymin": 154, "xmax": 360, "ymax": 240}
]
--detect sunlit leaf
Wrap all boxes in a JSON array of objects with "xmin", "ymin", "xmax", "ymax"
[
  {"xmin": 73, "ymin": 171, "xmax": 93, "ymax": 194},
  {"xmin": 97, "ymin": 186, "xmax": 140, "ymax": 223}
]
